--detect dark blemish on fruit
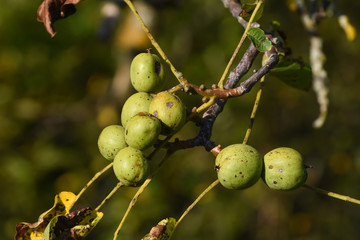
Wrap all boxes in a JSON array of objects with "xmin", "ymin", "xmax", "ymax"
[
  {"xmin": 273, "ymin": 181, "xmax": 277, "ymax": 184},
  {"xmin": 235, "ymin": 175, "xmax": 237, "ymax": 178},
  {"xmin": 166, "ymin": 101, "xmax": 174, "ymax": 109},
  {"xmin": 174, "ymin": 95, "xmax": 181, "ymax": 103},
  {"xmin": 269, "ymin": 165, "xmax": 273, "ymax": 169},
  {"xmin": 153, "ymin": 110, "xmax": 158, "ymax": 117},
  {"xmin": 155, "ymin": 60, "xmax": 161, "ymax": 75},
  {"xmin": 126, "ymin": 130, "xmax": 128, "ymax": 135},
  {"xmin": 239, "ymin": 172, "xmax": 242, "ymax": 174}
]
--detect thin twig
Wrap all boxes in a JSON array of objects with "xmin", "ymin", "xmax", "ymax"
[
  {"xmin": 303, "ymin": 184, "xmax": 360, "ymax": 205},
  {"xmin": 95, "ymin": 182, "xmax": 124, "ymax": 211},
  {"xmin": 243, "ymin": 76, "xmax": 266, "ymax": 144},
  {"xmin": 218, "ymin": 1, "xmax": 264, "ymax": 89},
  {"xmin": 123, "ymin": 0, "xmax": 184, "ymax": 82},
  {"xmin": 174, "ymin": 179, "xmax": 220, "ymax": 230},
  {"xmin": 71, "ymin": 162, "xmax": 113, "ymax": 209},
  {"xmin": 113, "ymin": 151, "xmax": 174, "ymax": 240},
  {"xmin": 182, "ymin": 52, "xmax": 278, "ymax": 99},
  {"xmin": 220, "ymin": 0, "xmax": 261, "ymax": 29}
]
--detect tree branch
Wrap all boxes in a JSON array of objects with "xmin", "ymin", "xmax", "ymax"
[
  {"xmin": 166, "ymin": 43, "xmax": 265, "ymax": 152},
  {"xmin": 220, "ymin": 0, "xmax": 260, "ymax": 29},
  {"xmin": 165, "ymin": 1, "xmax": 280, "ymax": 153},
  {"xmin": 182, "ymin": 47, "xmax": 278, "ymax": 99}
]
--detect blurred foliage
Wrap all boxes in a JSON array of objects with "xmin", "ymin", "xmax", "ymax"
[{"xmin": 1, "ymin": 0, "xmax": 360, "ymax": 240}]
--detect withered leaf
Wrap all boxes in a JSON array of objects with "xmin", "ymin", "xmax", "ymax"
[
  {"xmin": 37, "ymin": 0, "xmax": 83, "ymax": 38},
  {"xmin": 141, "ymin": 218, "xmax": 176, "ymax": 240},
  {"xmin": 14, "ymin": 191, "xmax": 76, "ymax": 240},
  {"xmin": 42, "ymin": 207, "xmax": 103, "ymax": 240}
]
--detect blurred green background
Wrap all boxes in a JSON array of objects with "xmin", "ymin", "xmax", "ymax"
[{"xmin": 1, "ymin": 0, "xmax": 360, "ymax": 239}]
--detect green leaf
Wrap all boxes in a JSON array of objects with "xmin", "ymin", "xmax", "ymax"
[
  {"xmin": 15, "ymin": 191, "xmax": 76, "ymax": 240},
  {"xmin": 270, "ymin": 59, "xmax": 312, "ymax": 91},
  {"xmin": 141, "ymin": 218, "xmax": 177, "ymax": 240},
  {"xmin": 239, "ymin": 2, "xmax": 264, "ymax": 22},
  {"xmin": 247, "ymin": 28, "xmax": 272, "ymax": 52},
  {"xmin": 42, "ymin": 207, "xmax": 103, "ymax": 240}
]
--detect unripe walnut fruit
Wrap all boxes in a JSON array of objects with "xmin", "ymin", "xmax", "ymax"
[
  {"xmin": 113, "ymin": 147, "xmax": 149, "ymax": 186},
  {"xmin": 125, "ymin": 113, "xmax": 161, "ymax": 150},
  {"xmin": 98, "ymin": 125, "xmax": 127, "ymax": 161},
  {"xmin": 130, "ymin": 53, "xmax": 164, "ymax": 92},
  {"xmin": 121, "ymin": 92, "xmax": 153, "ymax": 128},
  {"xmin": 149, "ymin": 91, "xmax": 186, "ymax": 135},
  {"xmin": 215, "ymin": 144, "xmax": 263, "ymax": 190},
  {"xmin": 263, "ymin": 147, "xmax": 307, "ymax": 191}
]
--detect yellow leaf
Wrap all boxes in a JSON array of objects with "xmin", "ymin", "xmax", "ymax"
[{"xmin": 14, "ymin": 191, "xmax": 76, "ymax": 240}]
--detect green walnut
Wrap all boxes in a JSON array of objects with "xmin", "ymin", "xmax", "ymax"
[
  {"xmin": 113, "ymin": 147, "xmax": 149, "ymax": 186},
  {"xmin": 130, "ymin": 52, "xmax": 165, "ymax": 92},
  {"xmin": 121, "ymin": 92, "xmax": 153, "ymax": 128},
  {"xmin": 149, "ymin": 91, "xmax": 186, "ymax": 135},
  {"xmin": 263, "ymin": 147, "xmax": 307, "ymax": 191},
  {"xmin": 215, "ymin": 144, "xmax": 263, "ymax": 190},
  {"xmin": 125, "ymin": 113, "xmax": 161, "ymax": 150},
  {"xmin": 98, "ymin": 125, "xmax": 127, "ymax": 161}
]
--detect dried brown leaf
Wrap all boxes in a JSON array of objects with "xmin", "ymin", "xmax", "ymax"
[
  {"xmin": 42, "ymin": 207, "xmax": 103, "ymax": 240},
  {"xmin": 37, "ymin": 0, "xmax": 83, "ymax": 38}
]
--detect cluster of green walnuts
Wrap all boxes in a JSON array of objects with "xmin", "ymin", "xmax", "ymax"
[
  {"xmin": 98, "ymin": 52, "xmax": 186, "ymax": 186},
  {"xmin": 97, "ymin": 52, "xmax": 308, "ymax": 191}
]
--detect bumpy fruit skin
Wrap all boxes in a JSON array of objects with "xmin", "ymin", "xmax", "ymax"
[
  {"xmin": 121, "ymin": 92, "xmax": 153, "ymax": 128},
  {"xmin": 113, "ymin": 147, "xmax": 149, "ymax": 186},
  {"xmin": 130, "ymin": 53, "xmax": 164, "ymax": 92},
  {"xmin": 149, "ymin": 91, "xmax": 186, "ymax": 135},
  {"xmin": 98, "ymin": 125, "xmax": 127, "ymax": 161},
  {"xmin": 215, "ymin": 144, "xmax": 263, "ymax": 190},
  {"xmin": 263, "ymin": 147, "xmax": 307, "ymax": 191},
  {"xmin": 125, "ymin": 113, "xmax": 161, "ymax": 150}
]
